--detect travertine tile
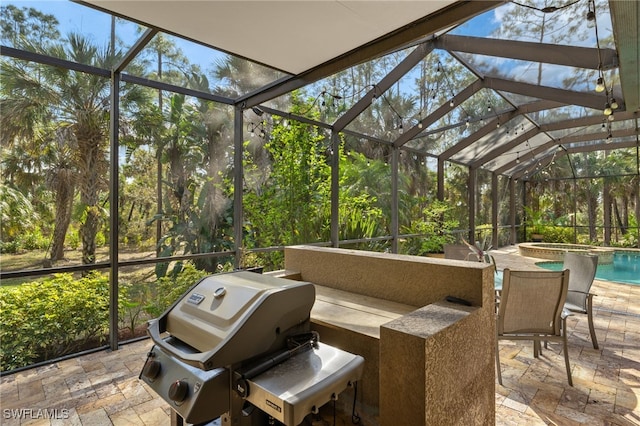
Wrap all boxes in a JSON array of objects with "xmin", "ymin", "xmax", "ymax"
[
  {"xmin": 76, "ymin": 391, "xmax": 126, "ymax": 415},
  {"xmin": 559, "ymin": 387, "xmax": 589, "ymax": 411},
  {"xmin": 615, "ymin": 389, "xmax": 640, "ymax": 410},
  {"xmin": 138, "ymin": 407, "xmax": 170, "ymax": 426},
  {"xmin": 110, "ymin": 407, "xmax": 144, "ymax": 426},
  {"xmin": 501, "ymin": 396, "xmax": 529, "ymax": 413},
  {"xmin": 529, "ymin": 389, "xmax": 560, "ymax": 412},
  {"xmin": 554, "ymin": 404, "xmax": 601, "ymax": 424},
  {"xmin": 50, "ymin": 408, "xmax": 82, "ymax": 426},
  {"xmin": 77, "ymin": 408, "xmax": 111, "ymax": 426}
]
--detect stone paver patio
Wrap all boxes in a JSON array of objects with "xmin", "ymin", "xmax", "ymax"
[{"xmin": 1, "ymin": 246, "xmax": 639, "ymax": 425}]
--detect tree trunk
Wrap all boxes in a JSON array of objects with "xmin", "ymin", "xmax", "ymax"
[
  {"xmin": 603, "ymin": 181, "xmax": 611, "ymax": 245},
  {"xmin": 77, "ymin": 127, "xmax": 107, "ymax": 265},
  {"xmin": 49, "ymin": 176, "xmax": 75, "ymax": 262},
  {"xmin": 614, "ymin": 198, "xmax": 627, "ymax": 235},
  {"xmin": 48, "ymin": 162, "xmax": 76, "ymax": 261},
  {"xmin": 623, "ymin": 194, "xmax": 629, "ymax": 230},
  {"xmin": 587, "ymin": 186, "xmax": 597, "ymax": 242}
]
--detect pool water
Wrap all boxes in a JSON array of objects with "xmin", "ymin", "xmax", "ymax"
[{"xmin": 537, "ymin": 252, "xmax": 640, "ymax": 285}]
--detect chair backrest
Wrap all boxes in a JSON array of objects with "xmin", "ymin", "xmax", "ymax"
[
  {"xmin": 497, "ymin": 269, "xmax": 570, "ymax": 336},
  {"xmin": 444, "ymin": 244, "xmax": 472, "ymax": 260},
  {"xmin": 563, "ymin": 252, "xmax": 598, "ymax": 307}
]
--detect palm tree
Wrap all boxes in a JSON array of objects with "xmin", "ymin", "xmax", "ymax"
[
  {"xmin": 2, "ymin": 31, "xmax": 148, "ymax": 264},
  {"xmin": 603, "ymin": 149, "xmax": 638, "ymax": 240},
  {"xmin": 573, "ymin": 152, "xmax": 601, "ymax": 242},
  {"xmin": 212, "ymin": 55, "xmax": 284, "ymax": 100},
  {"xmin": 44, "ymin": 129, "xmax": 76, "ymax": 261},
  {"xmin": 0, "ymin": 184, "xmax": 38, "ymax": 246}
]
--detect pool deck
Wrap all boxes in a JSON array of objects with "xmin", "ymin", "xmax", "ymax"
[{"xmin": 1, "ymin": 245, "xmax": 639, "ymax": 425}]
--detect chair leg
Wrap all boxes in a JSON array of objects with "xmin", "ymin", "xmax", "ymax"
[
  {"xmin": 496, "ymin": 337, "xmax": 503, "ymax": 386},
  {"xmin": 587, "ymin": 294, "xmax": 599, "ymax": 350},
  {"xmin": 562, "ymin": 321, "xmax": 573, "ymax": 387}
]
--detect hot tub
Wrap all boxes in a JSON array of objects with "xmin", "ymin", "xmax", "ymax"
[{"xmin": 518, "ymin": 243, "xmax": 615, "ymax": 264}]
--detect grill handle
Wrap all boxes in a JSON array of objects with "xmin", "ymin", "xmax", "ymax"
[{"xmin": 147, "ymin": 318, "xmax": 208, "ymax": 369}]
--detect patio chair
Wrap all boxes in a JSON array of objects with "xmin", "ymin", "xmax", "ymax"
[
  {"xmin": 496, "ymin": 269, "xmax": 573, "ymax": 386},
  {"xmin": 562, "ymin": 252, "xmax": 599, "ymax": 349}
]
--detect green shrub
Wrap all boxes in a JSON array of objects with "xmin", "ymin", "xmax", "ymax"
[
  {"xmin": 0, "ymin": 239, "xmax": 22, "ymax": 254},
  {"xmin": 611, "ymin": 233, "xmax": 638, "ymax": 248},
  {"xmin": 118, "ymin": 283, "xmax": 147, "ymax": 337},
  {"xmin": 22, "ymin": 229, "xmax": 49, "ymax": 250},
  {"xmin": 67, "ymin": 226, "xmax": 80, "ymax": 249},
  {"xmin": 400, "ymin": 200, "xmax": 458, "ymax": 255},
  {"xmin": 0, "ymin": 229, "xmax": 49, "ymax": 253},
  {"xmin": 95, "ymin": 231, "xmax": 106, "ymax": 247},
  {"xmin": 541, "ymin": 226, "xmax": 574, "ymax": 243},
  {"xmin": 0, "ymin": 272, "xmax": 110, "ymax": 372}
]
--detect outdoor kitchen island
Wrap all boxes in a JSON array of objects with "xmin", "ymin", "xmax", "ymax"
[{"xmin": 270, "ymin": 245, "xmax": 496, "ymax": 426}]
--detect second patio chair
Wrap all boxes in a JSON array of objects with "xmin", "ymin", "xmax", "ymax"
[
  {"xmin": 562, "ymin": 252, "xmax": 599, "ymax": 349},
  {"xmin": 496, "ymin": 269, "xmax": 573, "ymax": 386}
]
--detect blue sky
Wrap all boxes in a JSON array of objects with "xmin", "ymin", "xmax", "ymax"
[
  {"xmin": 450, "ymin": 12, "xmax": 497, "ymax": 38},
  {"xmin": 8, "ymin": 0, "xmax": 224, "ymax": 72}
]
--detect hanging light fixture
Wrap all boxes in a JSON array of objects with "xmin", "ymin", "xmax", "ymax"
[
  {"xmin": 247, "ymin": 120, "xmax": 267, "ymax": 139},
  {"xmin": 586, "ymin": 0, "xmax": 595, "ymax": 21},
  {"xmin": 449, "ymin": 99, "xmax": 455, "ymax": 108},
  {"xmin": 595, "ymin": 76, "xmax": 605, "ymax": 92},
  {"xmin": 610, "ymin": 98, "xmax": 619, "ymax": 109},
  {"xmin": 603, "ymin": 102, "xmax": 612, "ymax": 116}
]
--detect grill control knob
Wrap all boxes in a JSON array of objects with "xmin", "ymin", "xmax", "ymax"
[
  {"xmin": 142, "ymin": 360, "xmax": 161, "ymax": 380},
  {"xmin": 168, "ymin": 380, "xmax": 189, "ymax": 403}
]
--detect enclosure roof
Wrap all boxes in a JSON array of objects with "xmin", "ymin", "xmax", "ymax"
[
  {"xmin": 82, "ymin": 0, "xmax": 466, "ymax": 75},
  {"xmin": 51, "ymin": 1, "xmax": 640, "ymax": 178}
]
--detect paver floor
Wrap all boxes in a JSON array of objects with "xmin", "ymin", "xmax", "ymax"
[{"xmin": 1, "ymin": 246, "xmax": 639, "ymax": 425}]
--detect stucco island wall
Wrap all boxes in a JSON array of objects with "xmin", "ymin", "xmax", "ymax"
[{"xmin": 280, "ymin": 245, "xmax": 496, "ymax": 426}]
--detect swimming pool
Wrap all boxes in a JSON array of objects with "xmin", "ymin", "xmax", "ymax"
[{"xmin": 537, "ymin": 252, "xmax": 640, "ymax": 285}]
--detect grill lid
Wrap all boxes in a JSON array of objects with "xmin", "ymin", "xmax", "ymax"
[{"xmin": 148, "ymin": 271, "xmax": 315, "ymax": 370}]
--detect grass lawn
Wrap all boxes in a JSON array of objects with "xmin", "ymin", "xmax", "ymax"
[{"xmin": 0, "ymin": 247, "xmax": 158, "ymax": 287}]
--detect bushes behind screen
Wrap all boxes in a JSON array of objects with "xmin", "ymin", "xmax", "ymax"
[{"xmin": 0, "ymin": 272, "xmax": 109, "ymax": 372}]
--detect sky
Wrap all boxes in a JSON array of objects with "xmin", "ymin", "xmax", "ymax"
[{"xmin": 7, "ymin": 0, "xmax": 225, "ymax": 72}]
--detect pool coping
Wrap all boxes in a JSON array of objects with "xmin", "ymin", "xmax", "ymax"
[{"xmin": 518, "ymin": 243, "xmax": 619, "ymax": 264}]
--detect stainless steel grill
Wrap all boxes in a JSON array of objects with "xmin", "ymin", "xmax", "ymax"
[{"xmin": 140, "ymin": 271, "xmax": 364, "ymax": 425}]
